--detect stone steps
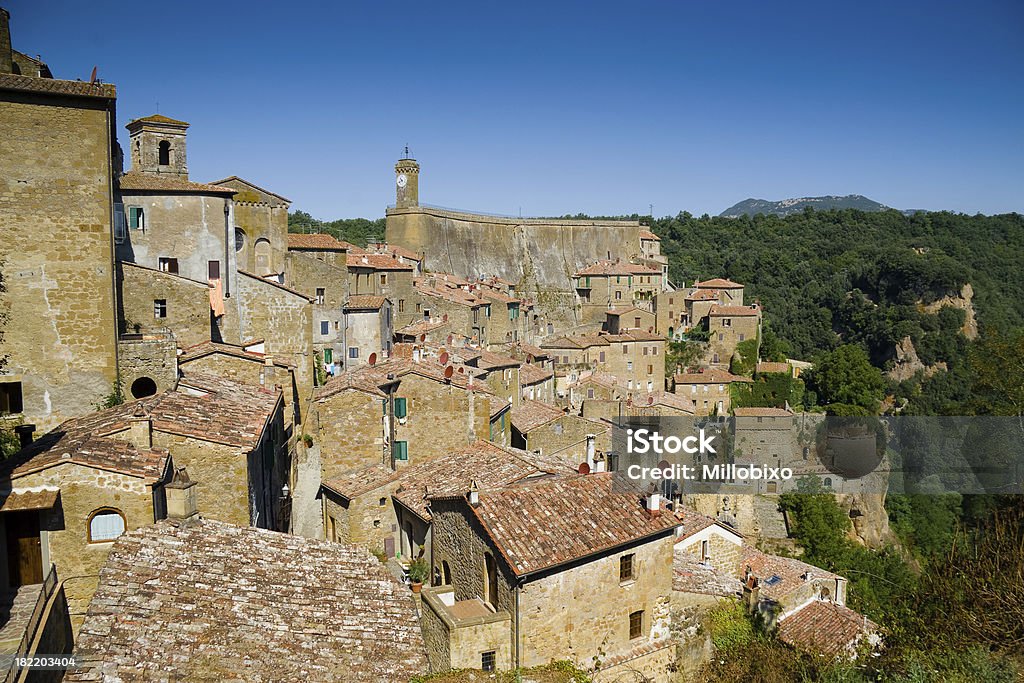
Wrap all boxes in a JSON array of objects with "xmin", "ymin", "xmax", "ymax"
[{"xmin": 752, "ymin": 494, "xmax": 790, "ymax": 540}]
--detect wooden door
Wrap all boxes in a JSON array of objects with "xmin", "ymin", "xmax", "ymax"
[{"xmin": 5, "ymin": 511, "xmax": 43, "ymax": 586}]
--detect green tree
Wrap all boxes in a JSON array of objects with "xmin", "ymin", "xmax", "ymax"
[{"xmin": 807, "ymin": 345, "xmax": 886, "ymax": 414}]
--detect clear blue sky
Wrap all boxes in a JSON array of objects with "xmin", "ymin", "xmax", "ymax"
[{"xmin": 8, "ymin": 0, "xmax": 1023, "ymax": 218}]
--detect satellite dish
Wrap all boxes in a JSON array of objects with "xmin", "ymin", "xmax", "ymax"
[
  {"xmin": 439, "ymin": 352, "xmax": 449, "ymax": 365},
  {"xmin": 444, "ymin": 365, "xmax": 454, "ymax": 380},
  {"xmin": 648, "ymin": 395, "xmax": 654, "ymax": 405},
  {"xmin": 89, "ymin": 66, "xmax": 97, "ymax": 84},
  {"xmin": 578, "ymin": 462, "xmax": 591, "ymax": 475},
  {"xmin": 368, "ymin": 352, "xmax": 377, "ymax": 366},
  {"xmin": 420, "ymin": 334, "xmax": 426, "ymax": 342},
  {"xmin": 458, "ymin": 367, "xmax": 465, "ymax": 374},
  {"xmin": 447, "ymin": 335, "xmax": 453, "ymax": 345}
]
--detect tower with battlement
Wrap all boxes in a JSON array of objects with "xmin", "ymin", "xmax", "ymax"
[{"xmin": 395, "ymin": 152, "xmax": 420, "ymax": 208}]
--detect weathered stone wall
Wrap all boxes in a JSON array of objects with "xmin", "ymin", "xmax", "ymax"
[
  {"xmin": 421, "ymin": 587, "xmax": 513, "ymax": 673},
  {"xmin": 8, "ymin": 462, "xmax": 156, "ymax": 632},
  {"xmin": 411, "ymin": 291, "xmax": 485, "ymax": 345},
  {"xmin": 674, "ymin": 380, "xmax": 733, "ymax": 416},
  {"xmin": 0, "ymin": 92, "xmax": 119, "ymax": 432},
  {"xmin": 707, "ymin": 314, "xmax": 759, "ymax": 368},
  {"xmin": 284, "ymin": 251, "xmax": 346, "ymax": 368},
  {"xmin": 237, "ymin": 272, "xmax": 314, "ymax": 407},
  {"xmin": 231, "ymin": 200, "xmax": 288, "ymax": 276},
  {"xmin": 323, "ymin": 486, "xmax": 397, "ymax": 556},
  {"xmin": 481, "ymin": 367, "xmax": 520, "ymax": 408},
  {"xmin": 386, "ymin": 207, "xmax": 644, "ymax": 320},
  {"xmin": 344, "ymin": 307, "xmax": 391, "ymax": 367},
  {"xmin": 120, "ymin": 262, "xmax": 211, "ymax": 347},
  {"xmin": 518, "ymin": 535, "xmax": 674, "ymax": 671},
  {"xmin": 522, "ymin": 414, "xmax": 605, "ymax": 461},
  {"xmin": 116, "ymin": 333, "xmax": 177, "ymax": 399},
  {"xmin": 313, "ymin": 389, "xmax": 386, "ymax": 479}
]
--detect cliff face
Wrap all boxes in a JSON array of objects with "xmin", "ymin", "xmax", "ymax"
[{"xmin": 922, "ymin": 282, "xmax": 978, "ymax": 340}]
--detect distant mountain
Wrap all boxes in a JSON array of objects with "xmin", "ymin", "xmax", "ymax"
[{"xmin": 719, "ymin": 194, "xmax": 897, "ymax": 218}]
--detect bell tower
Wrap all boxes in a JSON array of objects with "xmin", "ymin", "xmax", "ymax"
[
  {"xmin": 394, "ymin": 147, "xmax": 419, "ymax": 208},
  {"xmin": 125, "ymin": 114, "xmax": 190, "ymax": 178}
]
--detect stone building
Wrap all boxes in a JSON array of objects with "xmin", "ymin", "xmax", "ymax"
[
  {"xmin": 574, "ymin": 260, "xmax": 664, "ymax": 325},
  {"xmin": 423, "ymin": 474, "xmax": 678, "ymax": 680},
  {"xmin": 519, "ymin": 362, "xmax": 554, "ymax": 403},
  {"xmin": 542, "ymin": 331, "xmax": 667, "ymax": 396},
  {"xmin": 213, "ymin": 176, "xmax": 291, "ymax": 277},
  {"xmin": 284, "ymin": 236, "xmax": 350, "ymax": 376},
  {"xmin": 0, "ymin": 23, "xmax": 120, "ymax": 432},
  {"xmin": 320, "ymin": 440, "xmax": 575, "ymax": 564},
  {"xmin": 342, "ymin": 295, "xmax": 393, "ymax": 368},
  {"xmin": 119, "ymin": 262, "xmax": 213, "ymax": 350},
  {"xmin": 0, "ymin": 409, "xmax": 172, "ymax": 630},
  {"xmin": 347, "ymin": 251, "xmax": 415, "ymax": 325},
  {"xmin": 459, "ymin": 349, "xmax": 522, "ymax": 408},
  {"xmin": 673, "ymin": 368, "xmax": 753, "ymax": 416},
  {"xmin": 733, "ymin": 407, "xmax": 794, "ymax": 494},
  {"xmin": 706, "ymin": 304, "xmax": 761, "ymax": 368},
  {"xmin": 510, "ymin": 400, "xmax": 610, "ymax": 462},
  {"xmin": 311, "ymin": 356, "xmax": 509, "ymax": 480},
  {"xmin": 67, "ymin": 518, "xmax": 428, "ymax": 682},
  {"xmin": 412, "ymin": 276, "xmax": 491, "ymax": 346},
  {"xmin": 606, "ymin": 306, "xmax": 657, "ymax": 334}
]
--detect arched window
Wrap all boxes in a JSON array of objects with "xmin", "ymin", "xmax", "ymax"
[
  {"xmin": 234, "ymin": 228, "xmax": 246, "ymax": 253},
  {"xmin": 88, "ymin": 508, "xmax": 126, "ymax": 543},
  {"xmin": 158, "ymin": 140, "xmax": 171, "ymax": 166},
  {"xmin": 254, "ymin": 238, "xmax": 271, "ymax": 273},
  {"xmin": 441, "ymin": 560, "xmax": 452, "ymax": 585},
  {"xmin": 823, "ymin": 477, "xmax": 833, "ymax": 489},
  {"xmin": 130, "ymin": 376, "xmax": 157, "ymax": 398}
]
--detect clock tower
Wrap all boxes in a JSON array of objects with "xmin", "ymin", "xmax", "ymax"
[{"xmin": 395, "ymin": 148, "xmax": 420, "ymax": 208}]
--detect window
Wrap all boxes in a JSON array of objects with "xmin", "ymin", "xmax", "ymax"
[
  {"xmin": 634, "ymin": 317, "xmax": 641, "ymax": 328},
  {"xmin": 88, "ymin": 508, "xmax": 126, "ymax": 543},
  {"xmin": 647, "ymin": 365, "xmax": 653, "ymax": 375},
  {"xmin": 380, "ymin": 273, "xmax": 387, "ymax": 286},
  {"xmin": 562, "ymin": 355, "xmax": 569, "ymax": 364},
  {"xmin": 158, "ymin": 257, "xmax": 178, "ymax": 274},
  {"xmin": 718, "ymin": 334, "xmax": 724, "ymax": 342},
  {"xmin": 158, "ymin": 140, "xmax": 171, "ymax": 165},
  {"xmin": 481, "ymin": 651, "xmax": 496, "ymax": 672},
  {"xmin": 379, "ymin": 497, "xmax": 387, "ymax": 507},
  {"xmin": 620, "ymin": 553, "xmax": 635, "ymax": 582},
  {"xmin": 128, "ymin": 205, "xmax": 145, "ymax": 230},
  {"xmin": 349, "ymin": 347, "xmax": 359, "ymax": 359},
  {"xmin": 130, "ymin": 377, "xmax": 157, "ymax": 399},
  {"xmin": 627, "ymin": 361, "xmax": 633, "ymax": 371},
  {"xmin": 723, "ymin": 318, "xmax": 732, "ymax": 328},
  {"xmin": 623, "ymin": 344, "xmax": 628, "ymax": 354},
  {"xmin": 599, "ymin": 351, "xmax": 606, "ymax": 363},
  {"xmin": 0, "ymin": 381, "xmax": 24, "ymax": 415},
  {"xmin": 315, "ymin": 288, "xmax": 325, "ymax": 305},
  {"xmin": 154, "ymin": 299, "xmax": 167, "ymax": 318},
  {"xmin": 653, "ymin": 347, "xmax": 658, "ymax": 355},
  {"xmin": 615, "ymin": 291, "xmax": 622, "ymax": 300},
  {"xmin": 393, "ymin": 440, "xmax": 409, "ymax": 461},
  {"xmin": 647, "ymin": 380, "xmax": 653, "ymax": 391},
  {"xmin": 398, "ymin": 299, "xmax": 405, "ymax": 313},
  {"xmin": 629, "ymin": 610, "xmax": 644, "ymax": 639},
  {"xmin": 643, "ymin": 347, "xmax": 648, "ymax": 356},
  {"xmin": 320, "ymin": 321, "xmax": 330, "ymax": 335},
  {"xmin": 208, "ymin": 260, "xmax": 221, "ymax": 280},
  {"xmin": 587, "ymin": 388, "xmax": 594, "ymax": 399},
  {"xmin": 416, "ymin": 302, "xmax": 422, "ymax": 313},
  {"xmin": 255, "ymin": 239, "xmax": 271, "ymax": 273},
  {"xmin": 323, "ymin": 348, "xmax": 333, "ymax": 365},
  {"xmin": 114, "ymin": 203, "xmax": 126, "ymax": 243},
  {"xmin": 394, "ymin": 397, "xmax": 408, "ymax": 419},
  {"xmin": 701, "ymin": 539, "xmax": 710, "ymax": 562},
  {"xmin": 234, "ymin": 228, "xmax": 246, "ymax": 252}
]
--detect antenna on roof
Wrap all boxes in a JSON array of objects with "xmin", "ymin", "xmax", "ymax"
[{"xmin": 403, "ymin": 143, "xmax": 411, "ymax": 158}]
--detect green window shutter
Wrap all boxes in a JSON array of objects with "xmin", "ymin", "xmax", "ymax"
[
  {"xmin": 394, "ymin": 397, "xmax": 407, "ymax": 419},
  {"xmin": 323, "ymin": 348, "xmax": 333, "ymax": 365},
  {"xmin": 128, "ymin": 206, "xmax": 139, "ymax": 229},
  {"xmin": 394, "ymin": 441, "xmax": 408, "ymax": 461}
]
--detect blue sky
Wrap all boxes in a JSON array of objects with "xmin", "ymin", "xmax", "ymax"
[{"xmin": 8, "ymin": 1, "xmax": 1023, "ymax": 218}]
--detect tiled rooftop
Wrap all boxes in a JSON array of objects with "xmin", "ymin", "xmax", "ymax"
[
  {"xmin": 510, "ymin": 400, "xmax": 566, "ymax": 433},
  {"xmin": 314, "ymin": 356, "xmax": 504, "ymax": 405},
  {"xmin": 776, "ymin": 600, "xmax": 877, "ymax": 658},
  {"xmin": 178, "ymin": 340, "xmax": 296, "ymax": 368},
  {"xmin": 322, "ymin": 464, "xmax": 400, "ymax": 501},
  {"xmin": 575, "ymin": 260, "xmax": 661, "ymax": 277},
  {"xmin": 129, "ymin": 113, "xmax": 188, "ymax": 126},
  {"xmin": 741, "ymin": 546, "xmax": 840, "ymax": 603},
  {"xmin": 674, "ymin": 369, "xmax": 752, "ymax": 384},
  {"xmin": 395, "ymin": 319, "xmax": 450, "ymax": 337},
  {"xmin": 448, "ymin": 473, "xmax": 679, "ymax": 576},
  {"xmin": 344, "ymin": 295, "xmax": 388, "ymax": 310},
  {"xmin": 519, "ymin": 363, "xmax": 553, "ymax": 385},
  {"xmin": 286, "ymin": 232, "xmax": 350, "ymax": 251},
  {"xmin": 66, "ymin": 519, "xmax": 428, "ymax": 682},
  {"xmin": 0, "ymin": 72, "xmax": 116, "ymax": 99},
  {"xmin": 117, "ymin": 172, "xmax": 237, "ymax": 195},
  {"xmin": 695, "ymin": 278, "xmax": 744, "ymax": 289},
  {"xmin": 673, "ymin": 553, "xmax": 743, "ymax": 597},
  {"xmin": 347, "ymin": 253, "xmax": 414, "ymax": 271},
  {"xmin": 709, "ymin": 304, "xmax": 761, "ymax": 317},
  {"xmin": 733, "ymin": 407, "xmax": 793, "ymax": 417},
  {"xmin": 639, "ymin": 229, "xmax": 661, "ymax": 241}
]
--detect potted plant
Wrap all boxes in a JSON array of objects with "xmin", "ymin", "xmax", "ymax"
[{"xmin": 407, "ymin": 558, "xmax": 429, "ymax": 593}]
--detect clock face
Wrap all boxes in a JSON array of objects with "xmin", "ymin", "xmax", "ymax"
[{"xmin": 396, "ymin": 174, "xmax": 408, "ymax": 188}]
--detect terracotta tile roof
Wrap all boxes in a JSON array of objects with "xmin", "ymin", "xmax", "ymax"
[
  {"xmin": 511, "ymin": 400, "xmax": 566, "ymax": 433},
  {"xmin": 709, "ymin": 304, "xmax": 761, "ymax": 317},
  {"xmin": 211, "ymin": 176, "xmax": 291, "ymax": 203},
  {"xmin": 67, "ymin": 519, "xmax": 428, "ymax": 682},
  {"xmin": 696, "ymin": 278, "xmax": 744, "ymax": 289},
  {"xmin": 639, "ymin": 229, "xmax": 661, "ymax": 241},
  {"xmin": 237, "ymin": 270, "xmax": 314, "ymax": 301},
  {"xmin": 392, "ymin": 441, "xmax": 575, "ymax": 521},
  {"xmin": 129, "ymin": 113, "xmax": 189, "ymax": 126},
  {"xmin": 117, "ymin": 172, "xmax": 237, "ymax": 195},
  {"xmin": 520, "ymin": 363, "xmax": 553, "ymax": 386},
  {"xmin": 575, "ymin": 369, "xmax": 624, "ymax": 391},
  {"xmin": 286, "ymin": 232, "xmax": 350, "ymax": 251},
  {"xmin": 673, "ymin": 552, "xmax": 743, "ymax": 596},
  {"xmin": 628, "ymin": 391, "xmax": 695, "ymax": 413},
  {"xmin": 395, "ymin": 319, "xmax": 449, "ymax": 337},
  {"xmin": 472, "ymin": 350, "xmax": 521, "ymax": 370},
  {"xmin": 685, "ymin": 289, "xmax": 720, "ymax": 301},
  {"xmin": 513, "ymin": 343, "xmax": 548, "ymax": 360},
  {"xmin": 0, "ymin": 73, "xmax": 116, "ymax": 99},
  {"xmin": 674, "ymin": 369, "xmax": 752, "ymax": 384},
  {"xmin": 733, "ymin": 407, "xmax": 793, "ymax": 417},
  {"xmin": 368, "ymin": 243, "xmax": 421, "ymax": 261},
  {"xmin": 322, "ymin": 464, "xmax": 400, "ymax": 501},
  {"xmin": 606, "ymin": 330, "xmax": 664, "ymax": 342},
  {"xmin": 451, "ymin": 473, "xmax": 679, "ymax": 576},
  {"xmin": 178, "ymin": 340, "xmax": 296, "ymax": 369},
  {"xmin": 777, "ymin": 600, "xmax": 877, "ymax": 658},
  {"xmin": 756, "ymin": 362, "xmax": 792, "ymax": 375},
  {"xmin": 741, "ymin": 546, "xmax": 839, "ymax": 603},
  {"xmin": 0, "ymin": 488, "xmax": 61, "ymax": 513},
  {"xmin": 575, "ymin": 260, "xmax": 661, "ymax": 277},
  {"xmin": 477, "ymin": 288, "xmax": 520, "ymax": 304},
  {"xmin": 314, "ymin": 357, "xmax": 501, "ymax": 403},
  {"xmin": 673, "ymin": 507, "xmax": 717, "ymax": 540},
  {"xmin": 344, "ymin": 295, "xmax": 388, "ymax": 310},
  {"xmin": 606, "ymin": 306, "xmax": 648, "ymax": 317},
  {"xmin": 347, "ymin": 253, "xmax": 414, "ymax": 271},
  {"xmin": 540, "ymin": 335, "xmax": 610, "ymax": 350},
  {"xmin": 414, "ymin": 280, "xmax": 485, "ymax": 308}
]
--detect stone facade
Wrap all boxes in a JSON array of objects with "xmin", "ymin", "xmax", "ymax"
[
  {"xmin": 119, "ymin": 262, "xmax": 211, "ymax": 347},
  {"xmin": 706, "ymin": 305, "xmax": 761, "ymax": 368},
  {"xmin": 284, "ymin": 250, "xmax": 347, "ymax": 375},
  {"xmin": 214, "ymin": 176, "xmax": 290, "ymax": 277},
  {"xmin": 312, "ymin": 388, "xmax": 385, "ymax": 479},
  {"xmin": 343, "ymin": 299, "xmax": 393, "ymax": 368},
  {"xmin": 116, "ymin": 332, "xmax": 178, "ymax": 400},
  {"xmin": 0, "ymin": 75, "xmax": 120, "ymax": 432}
]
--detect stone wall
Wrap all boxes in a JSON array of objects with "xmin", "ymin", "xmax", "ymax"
[
  {"xmin": 521, "ymin": 414, "xmax": 606, "ymax": 462},
  {"xmin": 322, "ymin": 485, "xmax": 397, "ymax": 556},
  {"xmin": 231, "ymin": 199, "xmax": 288, "ymax": 276},
  {"xmin": 421, "ymin": 586, "xmax": 512, "ymax": 673},
  {"xmin": 116, "ymin": 333, "xmax": 178, "ymax": 399},
  {"xmin": 284, "ymin": 251, "xmax": 347, "ymax": 369},
  {"xmin": 313, "ymin": 389, "xmax": 386, "ymax": 480},
  {"xmin": 120, "ymin": 262, "xmax": 211, "ymax": 348},
  {"xmin": 0, "ymin": 90, "xmax": 119, "ymax": 432},
  {"xmin": 237, "ymin": 272, "xmax": 314, "ymax": 408},
  {"xmin": 707, "ymin": 314, "xmax": 759, "ymax": 368},
  {"xmin": 5, "ymin": 462, "xmax": 157, "ymax": 632},
  {"xmin": 386, "ymin": 207, "xmax": 644, "ymax": 320}
]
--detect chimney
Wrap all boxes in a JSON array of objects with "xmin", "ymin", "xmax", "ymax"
[
  {"xmin": 467, "ymin": 480, "xmax": 480, "ymax": 507},
  {"xmin": 261, "ymin": 356, "xmax": 275, "ymax": 387},
  {"xmin": 165, "ymin": 467, "xmax": 199, "ymax": 521},
  {"xmin": 585, "ymin": 434, "xmax": 596, "ymax": 470},
  {"xmin": 0, "ymin": 8, "xmax": 12, "ymax": 75},
  {"xmin": 14, "ymin": 424, "xmax": 35, "ymax": 449},
  {"xmin": 645, "ymin": 487, "xmax": 661, "ymax": 517},
  {"xmin": 129, "ymin": 405, "xmax": 152, "ymax": 450}
]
